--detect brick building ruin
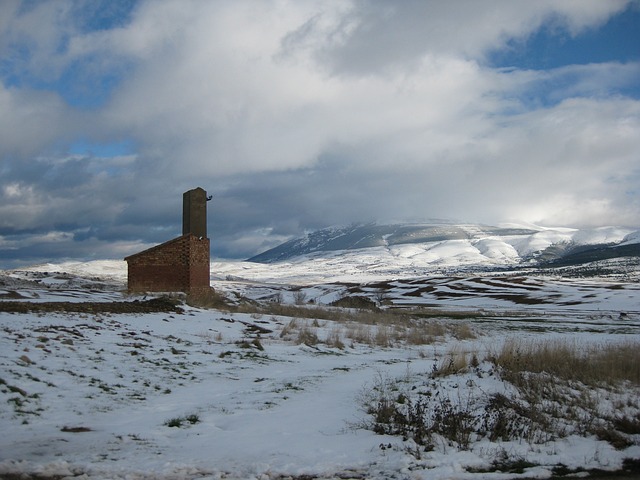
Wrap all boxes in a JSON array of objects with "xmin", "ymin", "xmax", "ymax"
[{"xmin": 125, "ymin": 188, "xmax": 211, "ymax": 294}]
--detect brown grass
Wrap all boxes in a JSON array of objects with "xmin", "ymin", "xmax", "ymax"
[
  {"xmin": 186, "ymin": 289, "xmax": 232, "ymax": 309},
  {"xmin": 433, "ymin": 346, "xmax": 472, "ymax": 377},
  {"xmin": 296, "ymin": 326, "xmax": 319, "ymax": 346},
  {"xmin": 325, "ymin": 327, "xmax": 345, "ymax": 349},
  {"xmin": 345, "ymin": 323, "xmax": 372, "ymax": 345},
  {"xmin": 491, "ymin": 338, "xmax": 640, "ymax": 387},
  {"xmin": 272, "ymin": 308, "xmax": 478, "ymax": 349},
  {"xmin": 451, "ymin": 322, "xmax": 476, "ymax": 340}
]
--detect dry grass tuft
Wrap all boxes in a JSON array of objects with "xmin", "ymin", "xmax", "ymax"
[
  {"xmin": 186, "ymin": 288, "xmax": 232, "ymax": 309},
  {"xmin": 296, "ymin": 325, "xmax": 319, "ymax": 346},
  {"xmin": 451, "ymin": 322, "xmax": 476, "ymax": 340},
  {"xmin": 433, "ymin": 346, "xmax": 472, "ymax": 377},
  {"xmin": 345, "ymin": 323, "xmax": 372, "ymax": 345},
  {"xmin": 491, "ymin": 338, "xmax": 640, "ymax": 387},
  {"xmin": 279, "ymin": 318, "xmax": 299, "ymax": 340},
  {"xmin": 375, "ymin": 326, "xmax": 393, "ymax": 347},
  {"xmin": 272, "ymin": 307, "xmax": 476, "ymax": 349},
  {"xmin": 325, "ymin": 327, "xmax": 346, "ymax": 349}
]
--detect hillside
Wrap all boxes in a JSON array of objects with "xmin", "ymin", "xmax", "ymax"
[{"xmin": 247, "ymin": 223, "xmax": 640, "ymax": 272}]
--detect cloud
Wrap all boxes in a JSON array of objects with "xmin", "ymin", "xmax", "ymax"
[
  {"xmin": 95, "ymin": 1, "xmax": 638, "ymax": 179},
  {"xmin": 0, "ymin": 85, "xmax": 78, "ymax": 157},
  {"xmin": 280, "ymin": 0, "xmax": 631, "ymax": 74},
  {"xmin": 0, "ymin": 0, "xmax": 639, "ymax": 265},
  {"xmin": 208, "ymin": 90, "xmax": 640, "ymax": 257}
]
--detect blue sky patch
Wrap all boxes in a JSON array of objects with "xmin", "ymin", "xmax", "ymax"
[{"xmin": 488, "ymin": 6, "xmax": 640, "ymax": 71}]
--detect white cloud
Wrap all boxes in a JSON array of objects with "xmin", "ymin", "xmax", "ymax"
[
  {"xmin": 0, "ymin": 85, "xmax": 80, "ymax": 157},
  {"xmin": 279, "ymin": 0, "xmax": 631, "ymax": 73},
  {"xmin": 92, "ymin": 1, "xmax": 636, "ymax": 177}
]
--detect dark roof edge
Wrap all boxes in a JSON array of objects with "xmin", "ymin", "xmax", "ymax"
[{"xmin": 124, "ymin": 234, "xmax": 193, "ymax": 261}]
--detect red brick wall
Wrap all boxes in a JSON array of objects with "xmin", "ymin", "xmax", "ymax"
[
  {"xmin": 188, "ymin": 235, "xmax": 210, "ymax": 292},
  {"xmin": 125, "ymin": 234, "xmax": 210, "ymax": 293}
]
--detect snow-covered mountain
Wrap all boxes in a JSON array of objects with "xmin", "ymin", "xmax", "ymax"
[{"xmin": 248, "ymin": 223, "xmax": 640, "ymax": 271}]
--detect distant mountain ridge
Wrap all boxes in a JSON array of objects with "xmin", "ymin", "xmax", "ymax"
[{"xmin": 247, "ymin": 223, "xmax": 640, "ymax": 269}]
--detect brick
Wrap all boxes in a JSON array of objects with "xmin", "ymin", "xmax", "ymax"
[{"xmin": 125, "ymin": 234, "xmax": 210, "ymax": 293}]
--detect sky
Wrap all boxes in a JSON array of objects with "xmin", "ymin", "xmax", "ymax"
[{"xmin": 1, "ymin": 0, "xmax": 639, "ymax": 267}]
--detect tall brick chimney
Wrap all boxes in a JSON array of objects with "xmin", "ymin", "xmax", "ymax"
[
  {"xmin": 183, "ymin": 187, "xmax": 208, "ymax": 238},
  {"xmin": 125, "ymin": 187, "xmax": 211, "ymax": 293}
]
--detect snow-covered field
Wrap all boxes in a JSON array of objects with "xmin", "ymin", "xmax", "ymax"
[{"xmin": 1, "ymin": 259, "xmax": 639, "ymax": 479}]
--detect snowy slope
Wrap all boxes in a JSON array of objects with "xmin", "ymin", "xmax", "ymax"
[{"xmin": 248, "ymin": 223, "xmax": 640, "ymax": 270}]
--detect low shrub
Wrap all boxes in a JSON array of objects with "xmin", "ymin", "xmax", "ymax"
[
  {"xmin": 185, "ymin": 414, "xmax": 200, "ymax": 424},
  {"xmin": 330, "ymin": 295, "xmax": 379, "ymax": 310},
  {"xmin": 614, "ymin": 414, "xmax": 640, "ymax": 434},
  {"xmin": 164, "ymin": 417, "xmax": 183, "ymax": 428},
  {"xmin": 164, "ymin": 413, "xmax": 200, "ymax": 428},
  {"xmin": 358, "ymin": 339, "xmax": 640, "ymax": 455},
  {"xmin": 293, "ymin": 290, "xmax": 307, "ymax": 305},
  {"xmin": 356, "ymin": 373, "xmax": 476, "ymax": 450}
]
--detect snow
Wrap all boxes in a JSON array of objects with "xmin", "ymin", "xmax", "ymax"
[
  {"xmin": 472, "ymin": 238, "xmax": 520, "ymax": 262},
  {"xmin": 622, "ymin": 230, "xmax": 640, "ymax": 246},
  {"xmin": 571, "ymin": 226, "xmax": 634, "ymax": 246},
  {"xmin": 230, "ymin": 225, "xmax": 639, "ymax": 285},
  {"xmin": 1, "ymin": 258, "xmax": 639, "ymax": 479}
]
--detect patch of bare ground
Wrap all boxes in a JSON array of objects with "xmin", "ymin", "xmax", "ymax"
[
  {"xmin": 0, "ymin": 291, "xmax": 29, "ymax": 299},
  {"xmin": 0, "ymin": 474, "xmax": 85, "ymax": 480},
  {"xmin": 0, "ymin": 297, "xmax": 183, "ymax": 314}
]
